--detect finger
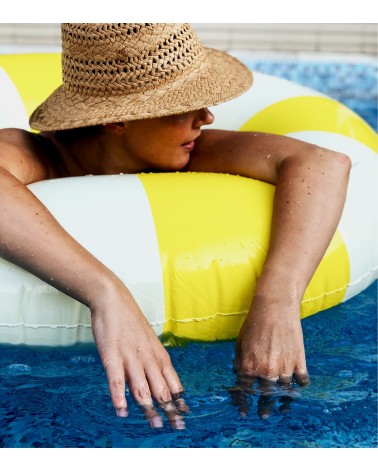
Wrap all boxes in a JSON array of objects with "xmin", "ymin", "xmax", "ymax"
[
  {"xmin": 143, "ymin": 363, "xmax": 187, "ymax": 429},
  {"xmin": 126, "ymin": 364, "xmax": 155, "ymax": 408},
  {"xmin": 293, "ymin": 369, "xmax": 310, "ymax": 386},
  {"xmin": 278, "ymin": 374, "xmax": 294, "ymax": 385},
  {"xmin": 228, "ymin": 375, "xmax": 257, "ymax": 417},
  {"xmin": 255, "ymin": 376, "xmax": 278, "ymax": 419},
  {"xmin": 228, "ymin": 385, "xmax": 251, "ymax": 417},
  {"xmin": 237, "ymin": 373, "xmax": 258, "ymax": 392},
  {"xmin": 105, "ymin": 362, "xmax": 128, "ymax": 418},
  {"xmin": 257, "ymin": 376, "xmax": 278, "ymax": 389},
  {"xmin": 159, "ymin": 400, "xmax": 186, "ymax": 430},
  {"xmin": 145, "ymin": 362, "xmax": 174, "ymax": 404},
  {"xmin": 257, "ymin": 394, "xmax": 276, "ymax": 419},
  {"xmin": 172, "ymin": 391, "xmax": 190, "ymax": 413},
  {"xmin": 161, "ymin": 361, "xmax": 185, "ymax": 398},
  {"xmin": 148, "ymin": 359, "xmax": 190, "ymax": 413},
  {"xmin": 142, "ymin": 405, "xmax": 163, "ymax": 429},
  {"xmin": 278, "ymin": 395, "xmax": 294, "ymax": 413},
  {"xmin": 127, "ymin": 366, "xmax": 167, "ymax": 428}
]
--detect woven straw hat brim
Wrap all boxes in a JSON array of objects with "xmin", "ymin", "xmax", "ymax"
[{"xmin": 30, "ymin": 48, "xmax": 253, "ymax": 131}]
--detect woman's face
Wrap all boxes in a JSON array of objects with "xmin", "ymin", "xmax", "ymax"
[{"xmin": 116, "ymin": 108, "xmax": 214, "ymax": 172}]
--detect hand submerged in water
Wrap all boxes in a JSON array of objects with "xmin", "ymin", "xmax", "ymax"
[
  {"xmin": 90, "ymin": 280, "xmax": 189, "ymax": 429},
  {"xmin": 228, "ymin": 374, "xmax": 301, "ymax": 419},
  {"xmin": 230, "ymin": 293, "xmax": 310, "ymax": 418}
]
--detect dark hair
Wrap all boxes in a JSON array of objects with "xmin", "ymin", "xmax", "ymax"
[{"xmin": 54, "ymin": 124, "xmax": 103, "ymax": 143}]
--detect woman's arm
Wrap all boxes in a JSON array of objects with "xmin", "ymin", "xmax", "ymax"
[
  {"xmin": 187, "ymin": 129, "xmax": 351, "ymax": 382},
  {"xmin": 0, "ymin": 129, "xmax": 185, "ymax": 427}
]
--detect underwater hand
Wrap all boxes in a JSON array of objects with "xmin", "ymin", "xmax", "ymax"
[
  {"xmin": 90, "ymin": 282, "xmax": 189, "ymax": 429},
  {"xmin": 232, "ymin": 294, "xmax": 309, "ymax": 417},
  {"xmin": 228, "ymin": 374, "xmax": 297, "ymax": 418}
]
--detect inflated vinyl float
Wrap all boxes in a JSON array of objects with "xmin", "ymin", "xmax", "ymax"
[{"xmin": 0, "ymin": 53, "xmax": 377, "ymax": 346}]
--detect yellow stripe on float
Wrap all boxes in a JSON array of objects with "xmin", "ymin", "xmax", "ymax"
[
  {"xmin": 140, "ymin": 172, "xmax": 275, "ymax": 341},
  {"xmin": 139, "ymin": 172, "xmax": 350, "ymax": 341},
  {"xmin": 0, "ymin": 54, "xmax": 61, "ymax": 125},
  {"xmin": 240, "ymin": 96, "xmax": 377, "ymax": 153}
]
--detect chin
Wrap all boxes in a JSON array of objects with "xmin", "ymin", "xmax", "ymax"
[{"xmin": 166, "ymin": 154, "xmax": 191, "ymax": 171}]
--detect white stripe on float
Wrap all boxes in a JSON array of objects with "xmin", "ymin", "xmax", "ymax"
[
  {"xmin": 0, "ymin": 175, "xmax": 165, "ymax": 345},
  {"xmin": 29, "ymin": 174, "xmax": 166, "ymax": 336}
]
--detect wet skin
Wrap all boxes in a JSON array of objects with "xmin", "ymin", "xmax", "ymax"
[{"xmin": 0, "ymin": 108, "xmax": 350, "ymax": 428}]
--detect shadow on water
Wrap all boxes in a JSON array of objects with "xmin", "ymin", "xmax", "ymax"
[{"xmin": 0, "ymin": 281, "xmax": 376, "ymax": 447}]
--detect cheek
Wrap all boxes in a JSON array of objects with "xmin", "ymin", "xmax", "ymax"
[
  {"xmin": 125, "ymin": 119, "xmax": 187, "ymax": 158},
  {"xmin": 151, "ymin": 130, "xmax": 181, "ymax": 151},
  {"xmin": 129, "ymin": 132, "xmax": 174, "ymax": 163}
]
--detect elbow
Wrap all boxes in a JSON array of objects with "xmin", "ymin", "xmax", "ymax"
[
  {"xmin": 284, "ymin": 145, "xmax": 352, "ymax": 177},
  {"xmin": 309, "ymin": 145, "xmax": 352, "ymax": 173},
  {"xmin": 276, "ymin": 145, "xmax": 352, "ymax": 193},
  {"xmin": 325, "ymin": 150, "xmax": 352, "ymax": 186},
  {"xmin": 330, "ymin": 150, "xmax": 352, "ymax": 173}
]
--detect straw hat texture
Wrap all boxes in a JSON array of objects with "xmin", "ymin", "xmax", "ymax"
[{"xmin": 30, "ymin": 23, "xmax": 253, "ymax": 131}]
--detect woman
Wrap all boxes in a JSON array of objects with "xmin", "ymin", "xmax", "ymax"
[{"xmin": 0, "ymin": 23, "xmax": 351, "ymax": 428}]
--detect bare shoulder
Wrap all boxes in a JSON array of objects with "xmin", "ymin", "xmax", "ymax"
[
  {"xmin": 0, "ymin": 127, "xmax": 39, "ymax": 150},
  {"xmin": 186, "ymin": 129, "xmax": 241, "ymax": 168},
  {"xmin": 0, "ymin": 128, "xmax": 55, "ymax": 184},
  {"xmin": 193, "ymin": 129, "xmax": 240, "ymax": 152}
]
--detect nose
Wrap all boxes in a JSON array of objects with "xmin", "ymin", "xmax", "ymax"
[{"xmin": 193, "ymin": 108, "xmax": 214, "ymax": 128}]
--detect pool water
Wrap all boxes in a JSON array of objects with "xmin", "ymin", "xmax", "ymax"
[
  {"xmin": 0, "ymin": 59, "xmax": 377, "ymax": 448},
  {"xmin": 0, "ymin": 281, "xmax": 376, "ymax": 448}
]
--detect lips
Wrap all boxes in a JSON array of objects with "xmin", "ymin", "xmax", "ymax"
[{"xmin": 182, "ymin": 140, "xmax": 195, "ymax": 151}]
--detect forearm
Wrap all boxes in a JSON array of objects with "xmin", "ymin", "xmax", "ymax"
[
  {"xmin": 258, "ymin": 149, "xmax": 351, "ymax": 301},
  {"xmin": 0, "ymin": 167, "xmax": 120, "ymax": 310}
]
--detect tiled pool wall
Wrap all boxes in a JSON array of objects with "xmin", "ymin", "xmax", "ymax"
[{"xmin": 1, "ymin": 24, "xmax": 377, "ymax": 55}]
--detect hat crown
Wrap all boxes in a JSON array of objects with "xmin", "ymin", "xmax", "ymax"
[{"xmin": 61, "ymin": 23, "xmax": 206, "ymax": 98}]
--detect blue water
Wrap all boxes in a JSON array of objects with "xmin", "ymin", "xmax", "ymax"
[
  {"xmin": 0, "ymin": 59, "xmax": 377, "ymax": 448},
  {"xmin": 0, "ymin": 282, "xmax": 376, "ymax": 448}
]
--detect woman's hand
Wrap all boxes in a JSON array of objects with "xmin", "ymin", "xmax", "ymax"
[
  {"xmin": 234, "ymin": 291, "xmax": 310, "ymax": 386},
  {"xmin": 90, "ymin": 281, "xmax": 188, "ymax": 428},
  {"xmin": 231, "ymin": 285, "xmax": 309, "ymax": 418}
]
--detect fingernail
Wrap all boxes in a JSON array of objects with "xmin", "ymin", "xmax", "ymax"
[
  {"xmin": 150, "ymin": 416, "xmax": 163, "ymax": 428},
  {"xmin": 174, "ymin": 420, "xmax": 186, "ymax": 430},
  {"xmin": 116, "ymin": 407, "xmax": 128, "ymax": 418}
]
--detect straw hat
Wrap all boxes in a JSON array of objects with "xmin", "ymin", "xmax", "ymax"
[{"xmin": 30, "ymin": 23, "xmax": 253, "ymax": 131}]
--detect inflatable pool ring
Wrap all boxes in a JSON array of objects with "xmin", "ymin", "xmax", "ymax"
[{"xmin": 0, "ymin": 53, "xmax": 377, "ymax": 346}]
